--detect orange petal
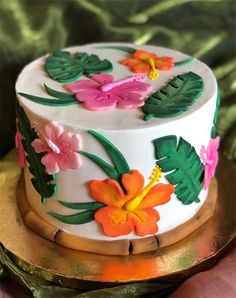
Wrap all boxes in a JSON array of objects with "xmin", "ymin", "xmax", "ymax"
[
  {"xmin": 138, "ymin": 183, "xmax": 174, "ymax": 209},
  {"xmin": 121, "ymin": 170, "xmax": 144, "ymax": 200},
  {"xmin": 132, "ymin": 62, "xmax": 150, "ymax": 73},
  {"xmin": 95, "ymin": 206, "xmax": 133, "ymax": 237},
  {"xmin": 89, "ymin": 179, "xmax": 124, "ymax": 207},
  {"xmin": 120, "ymin": 58, "xmax": 142, "ymax": 67},
  {"xmin": 131, "ymin": 208, "xmax": 159, "ymax": 236},
  {"xmin": 155, "ymin": 57, "xmax": 174, "ymax": 70},
  {"xmin": 134, "ymin": 50, "xmax": 158, "ymax": 60}
]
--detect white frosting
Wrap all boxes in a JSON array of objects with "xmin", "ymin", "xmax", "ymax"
[{"xmin": 16, "ymin": 43, "xmax": 217, "ymax": 241}]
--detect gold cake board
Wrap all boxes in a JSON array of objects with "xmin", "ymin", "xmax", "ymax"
[{"xmin": 0, "ymin": 152, "xmax": 235, "ymax": 288}]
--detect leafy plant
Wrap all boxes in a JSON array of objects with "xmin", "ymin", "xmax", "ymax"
[
  {"xmin": 45, "ymin": 51, "xmax": 113, "ymax": 83},
  {"xmin": 211, "ymin": 90, "xmax": 221, "ymax": 138},
  {"xmin": 143, "ymin": 72, "xmax": 203, "ymax": 120},
  {"xmin": 153, "ymin": 135, "xmax": 204, "ymax": 204},
  {"xmin": 80, "ymin": 130, "xmax": 131, "ymax": 181},
  {"xmin": 48, "ymin": 201, "xmax": 105, "ymax": 224},
  {"xmin": 16, "ymin": 102, "xmax": 57, "ymax": 204},
  {"xmin": 18, "ymin": 84, "xmax": 78, "ymax": 107}
]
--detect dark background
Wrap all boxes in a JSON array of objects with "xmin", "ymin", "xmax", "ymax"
[{"xmin": 0, "ymin": 0, "xmax": 235, "ymax": 160}]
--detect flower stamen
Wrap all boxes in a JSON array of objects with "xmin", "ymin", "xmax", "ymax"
[
  {"xmin": 125, "ymin": 165, "xmax": 162, "ymax": 211},
  {"xmin": 147, "ymin": 58, "xmax": 159, "ymax": 80}
]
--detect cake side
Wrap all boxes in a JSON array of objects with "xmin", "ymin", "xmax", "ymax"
[{"xmin": 15, "ymin": 43, "xmax": 220, "ymax": 244}]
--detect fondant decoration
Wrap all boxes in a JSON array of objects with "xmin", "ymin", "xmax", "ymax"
[
  {"xmin": 45, "ymin": 51, "xmax": 113, "ymax": 83},
  {"xmin": 143, "ymin": 72, "xmax": 204, "ymax": 121},
  {"xmin": 66, "ymin": 73, "xmax": 152, "ymax": 111},
  {"xmin": 121, "ymin": 50, "xmax": 174, "ymax": 80},
  {"xmin": 18, "ymin": 84, "xmax": 78, "ymax": 107},
  {"xmin": 153, "ymin": 135, "xmax": 204, "ymax": 204},
  {"xmin": 15, "ymin": 126, "xmax": 26, "ymax": 168},
  {"xmin": 80, "ymin": 130, "xmax": 130, "ymax": 181},
  {"xmin": 98, "ymin": 45, "xmax": 195, "ymax": 67},
  {"xmin": 91, "ymin": 166, "xmax": 174, "ymax": 237},
  {"xmin": 31, "ymin": 121, "xmax": 81, "ymax": 174},
  {"xmin": 200, "ymin": 136, "xmax": 220, "ymax": 189},
  {"xmin": 48, "ymin": 201, "xmax": 105, "ymax": 224},
  {"xmin": 15, "ymin": 102, "xmax": 57, "ymax": 204},
  {"xmin": 211, "ymin": 90, "xmax": 221, "ymax": 138},
  {"xmin": 174, "ymin": 57, "xmax": 196, "ymax": 66}
]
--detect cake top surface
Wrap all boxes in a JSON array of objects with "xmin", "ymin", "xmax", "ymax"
[{"xmin": 16, "ymin": 42, "xmax": 217, "ymax": 131}]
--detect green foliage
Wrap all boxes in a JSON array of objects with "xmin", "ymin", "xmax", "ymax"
[
  {"xmin": 143, "ymin": 72, "xmax": 203, "ymax": 120},
  {"xmin": 45, "ymin": 51, "xmax": 113, "ymax": 83},
  {"xmin": 16, "ymin": 102, "xmax": 57, "ymax": 204},
  {"xmin": 80, "ymin": 130, "xmax": 130, "ymax": 180},
  {"xmin": 48, "ymin": 210, "xmax": 94, "ymax": 224},
  {"xmin": 58, "ymin": 201, "xmax": 105, "ymax": 210},
  {"xmin": 153, "ymin": 135, "xmax": 204, "ymax": 204},
  {"xmin": 97, "ymin": 45, "xmax": 136, "ymax": 53},
  {"xmin": 211, "ymin": 90, "xmax": 221, "ymax": 138}
]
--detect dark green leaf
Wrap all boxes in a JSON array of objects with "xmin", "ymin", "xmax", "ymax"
[
  {"xmin": 45, "ymin": 51, "xmax": 113, "ymax": 83},
  {"xmin": 44, "ymin": 84, "xmax": 76, "ymax": 100},
  {"xmin": 153, "ymin": 135, "xmax": 204, "ymax": 204},
  {"xmin": 143, "ymin": 72, "xmax": 204, "ymax": 120},
  {"xmin": 16, "ymin": 102, "xmax": 57, "ymax": 204},
  {"xmin": 88, "ymin": 130, "xmax": 130, "ymax": 177},
  {"xmin": 59, "ymin": 201, "xmax": 105, "ymax": 210},
  {"xmin": 48, "ymin": 210, "xmax": 95, "ymax": 224},
  {"xmin": 211, "ymin": 90, "xmax": 221, "ymax": 138},
  {"xmin": 79, "ymin": 150, "xmax": 118, "ymax": 180},
  {"xmin": 96, "ymin": 45, "xmax": 136, "ymax": 53},
  {"xmin": 18, "ymin": 92, "xmax": 78, "ymax": 106}
]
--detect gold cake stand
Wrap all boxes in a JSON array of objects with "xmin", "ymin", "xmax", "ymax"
[{"xmin": 0, "ymin": 150, "xmax": 235, "ymax": 289}]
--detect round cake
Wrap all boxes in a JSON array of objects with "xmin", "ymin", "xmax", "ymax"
[{"xmin": 15, "ymin": 43, "xmax": 220, "ymax": 255}]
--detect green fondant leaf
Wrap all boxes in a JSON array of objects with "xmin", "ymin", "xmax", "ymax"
[
  {"xmin": 44, "ymin": 84, "xmax": 75, "ymax": 100},
  {"xmin": 79, "ymin": 150, "xmax": 119, "ymax": 180},
  {"xmin": 18, "ymin": 92, "xmax": 78, "ymax": 106},
  {"xmin": 59, "ymin": 201, "xmax": 105, "ymax": 210},
  {"xmin": 45, "ymin": 51, "xmax": 113, "ymax": 83},
  {"xmin": 48, "ymin": 210, "xmax": 94, "ymax": 224},
  {"xmin": 174, "ymin": 57, "xmax": 195, "ymax": 67},
  {"xmin": 96, "ymin": 45, "xmax": 136, "ymax": 54},
  {"xmin": 211, "ymin": 90, "xmax": 221, "ymax": 138},
  {"xmin": 16, "ymin": 102, "xmax": 57, "ymax": 204},
  {"xmin": 143, "ymin": 72, "xmax": 204, "ymax": 120},
  {"xmin": 88, "ymin": 130, "xmax": 130, "ymax": 177},
  {"xmin": 153, "ymin": 135, "xmax": 204, "ymax": 205}
]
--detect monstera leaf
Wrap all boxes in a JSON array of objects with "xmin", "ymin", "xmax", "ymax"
[
  {"xmin": 45, "ymin": 51, "xmax": 113, "ymax": 83},
  {"xmin": 153, "ymin": 135, "xmax": 204, "ymax": 204},
  {"xmin": 143, "ymin": 72, "xmax": 203, "ymax": 120},
  {"xmin": 16, "ymin": 102, "xmax": 57, "ymax": 204}
]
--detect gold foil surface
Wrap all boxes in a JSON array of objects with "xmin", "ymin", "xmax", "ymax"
[{"xmin": 0, "ymin": 150, "xmax": 235, "ymax": 287}]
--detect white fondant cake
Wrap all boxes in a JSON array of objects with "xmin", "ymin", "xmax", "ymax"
[{"xmin": 15, "ymin": 43, "xmax": 219, "ymax": 251}]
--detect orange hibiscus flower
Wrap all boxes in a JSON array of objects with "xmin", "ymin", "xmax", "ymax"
[
  {"xmin": 121, "ymin": 50, "xmax": 174, "ymax": 80},
  {"xmin": 89, "ymin": 166, "xmax": 174, "ymax": 237}
]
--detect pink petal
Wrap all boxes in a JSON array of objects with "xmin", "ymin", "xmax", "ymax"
[
  {"xmin": 31, "ymin": 139, "xmax": 49, "ymax": 153},
  {"xmin": 117, "ymin": 93, "xmax": 144, "ymax": 109},
  {"xmin": 15, "ymin": 131, "xmax": 26, "ymax": 168},
  {"xmin": 66, "ymin": 80, "xmax": 98, "ymax": 93},
  {"xmin": 91, "ymin": 73, "xmax": 114, "ymax": 84},
  {"xmin": 44, "ymin": 122, "xmax": 63, "ymax": 143},
  {"xmin": 59, "ymin": 132, "xmax": 80, "ymax": 151},
  {"xmin": 41, "ymin": 153, "xmax": 60, "ymax": 174},
  {"xmin": 82, "ymin": 94, "xmax": 118, "ymax": 111},
  {"xmin": 75, "ymin": 90, "xmax": 104, "ymax": 103},
  {"xmin": 57, "ymin": 152, "xmax": 80, "ymax": 171}
]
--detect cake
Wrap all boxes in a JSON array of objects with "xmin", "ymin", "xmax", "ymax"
[{"xmin": 15, "ymin": 43, "xmax": 220, "ymax": 255}]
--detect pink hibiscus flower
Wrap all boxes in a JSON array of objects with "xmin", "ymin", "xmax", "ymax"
[
  {"xmin": 200, "ymin": 136, "xmax": 220, "ymax": 189},
  {"xmin": 31, "ymin": 121, "xmax": 80, "ymax": 174},
  {"xmin": 65, "ymin": 73, "xmax": 152, "ymax": 111},
  {"xmin": 15, "ymin": 129, "xmax": 26, "ymax": 168}
]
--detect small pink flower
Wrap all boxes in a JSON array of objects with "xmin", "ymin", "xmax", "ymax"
[
  {"xmin": 31, "ymin": 121, "xmax": 80, "ymax": 174},
  {"xmin": 200, "ymin": 136, "xmax": 220, "ymax": 189},
  {"xmin": 15, "ymin": 129, "xmax": 26, "ymax": 168},
  {"xmin": 66, "ymin": 73, "xmax": 152, "ymax": 111}
]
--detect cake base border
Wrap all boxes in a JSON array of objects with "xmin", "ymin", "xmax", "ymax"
[{"xmin": 17, "ymin": 177, "xmax": 218, "ymax": 256}]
